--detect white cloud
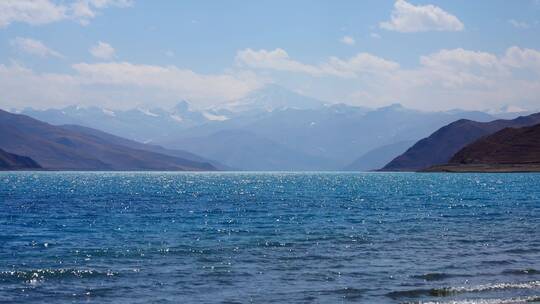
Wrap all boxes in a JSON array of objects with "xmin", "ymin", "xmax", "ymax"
[
  {"xmin": 236, "ymin": 48, "xmax": 399, "ymax": 78},
  {"xmin": 84, "ymin": 0, "xmax": 133, "ymax": 8},
  {"xmin": 508, "ymin": 19, "xmax": 530, "ymax": 29},
  {"xmin": 420, "ymin": 48, "xmax": 499, "ymax": 69},
  {"xmin": 324, "ymin": 53, "xmax": 400, "ymax": 77},
  {"xmin": 364, "ymin": 47, "xmax": 540, "ymax": 109},
  {"xmin": 236, "ymin": 46, "xmax": 540, "ymax": 112},
  {"xmin": 0, "ymin": 63, "xmax": 80, "ymax": 109},
  {"xmin": 10, "ymin": 37, "xmax": 63, "ymax": 58},
  {"xmin": 236, "ymin": 48, "xmax": 322, "ymax": 75},
  {"xmin": 90, "ymin": 41, "xmax": 115, "ymax": 60},
  {"xmin": 380, "ymin": 0, "xmax": 464, "ymax": 32},
  {"xmin": 72, "ymin": 62, "xmax": 257, "ymax": 102},
  {"xmin": 0, "ymin": 0, "xmax": 133, "ymax": 28},
  {"xmin": 340, "ymin": 36, "xmax": 355, "ymax": 45},
  {"xmin": 0, "ymin": 61, "xmax": 262, "ymax": 110},
  {"xmin": 413, "ymin": 49, "xmax": 504, "ymax": 89},
  {"xmin": 0, "ymin": 0, "xmax": 67, "ymax": 28},
  {"xmin": 370, "ymin": 33, "xmax": 381, "ymax": 39},
  {"xmin": 71, "ymin": 0, "xmax": 133, "ymax": 25},
  {"xmin": 502, "ymin": 46, "xmax": 540, "ymax": 70},
  {"xmin": 2, "ymin": 46, "xmax": 540, "ymax": 113}
]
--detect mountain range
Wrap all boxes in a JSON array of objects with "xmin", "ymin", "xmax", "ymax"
[
  {"xmin": 20, "ymin": 85, "xmax": 327, "ymax": 144},
  {"xmin": 21, "ymin": 86, "xmax": 509, "ymax": 171},
  {"xmin": 426, "ymin": 123, "xmax": 540, "ymax": 172},
  {"xmin": 382, "ymin": 112, "xmax": 540, "ymax": 171},
  {"xmin": 0, "ymin": 110, "xmax": 216, "ymax": 171}
]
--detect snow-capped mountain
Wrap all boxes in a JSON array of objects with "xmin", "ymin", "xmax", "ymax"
[
  {"xmin": 20, "ymin": 85, "xmax": 503, "ymax": 170},
  {"xmin": 21, "ymin": 98, "xmax": 234, "ymax": 143},
  {"xmin": 223, "ymin": 84, "xmax": 327, "ymax": 113}
]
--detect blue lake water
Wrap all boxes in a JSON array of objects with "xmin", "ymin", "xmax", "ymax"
[{"xmin": 0, "ymin": 172, "xmax": 539, "ymax": 303}]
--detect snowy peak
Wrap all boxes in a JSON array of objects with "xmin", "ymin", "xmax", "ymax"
[
  {"xmin": 223, "ymin": 84, "xmax": 326, "ymax": 113},
  {"xmin": 102, "ymin": 108, "xmax": 116, "ymax": 117},
  {"xmin": 378, "ymin": 103, "xmax": 408, "ymax": 112},
  {"xmin": 136, "ymin": 108, "xmax": 160, "ymax": 117},
  {"xmin": 202, "ymin": 111, "xmax": 229, "ymax": 121},
  {"xmin": 171, "ymin": 100, "xmax": 191, "ymax": 114}
]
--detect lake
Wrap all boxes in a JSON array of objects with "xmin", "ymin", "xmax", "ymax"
[{"xmin": 1, "ymin": 172, "xmax": 539, "ymax": 303}]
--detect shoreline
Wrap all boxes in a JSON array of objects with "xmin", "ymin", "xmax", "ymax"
[{"xmin": 422, "ymin": 163, "xmax": 540, "ymax": 173}]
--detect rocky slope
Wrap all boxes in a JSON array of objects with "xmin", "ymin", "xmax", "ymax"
[
  {"xmin": 0, "ymin": 149, "xmax": 41, "ymax": 170},
  {"xmin": 381, "ymin": 113, "xmax": 540, "ymax": 171},
  {"xmin": 426, "ymin": 123, "xmax": 540, "ymax": 172}
]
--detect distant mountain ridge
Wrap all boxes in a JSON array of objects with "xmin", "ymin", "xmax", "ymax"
[
  {"xmin": 344, "ymin": 140, "xmax": 415, "ymax": 171},
  {"xmin": 21, "ymin": 103, "xmax": 211, "ymax": 143},
  {"xmin": 0, "ymin": 110, "xmax": 216, "ymax": 171},
  {"xmin": 160, "ymin": 103, "xmax": 496, "ymax": 170},
  {"xmin": 382, "ymin": 112, "xmax": 540, "ymax": 171},
  {"xmin": 60, "ymin": 124, "xmax": 231, "ymax": 170},
  {"xmin": 168, "ymin": 129, "xmax": 338, "ymax": 171},
  {"xmin": 18, "ymin": 85, "xmax": 507, "ymax": 171},
  {"xmin": 0, "ymin": 149, "xmax": 41, "ymax": 170},
  {"xmin": 19, "ymin": 85, "xmax": 327, "ymax": 143},
  {"xmin": 223, "ymin": 84, "xmax": 327, "ymax": 113}
]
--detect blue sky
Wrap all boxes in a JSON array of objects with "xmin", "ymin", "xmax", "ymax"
[{"xmin": 1, "ymin": 0, "xmax": 540, "ymax": 112}]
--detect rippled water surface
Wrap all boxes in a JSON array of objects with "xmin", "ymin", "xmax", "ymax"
[{"xmin": 0, "ymin": 172, "xmax": 539, "ymax": 303}]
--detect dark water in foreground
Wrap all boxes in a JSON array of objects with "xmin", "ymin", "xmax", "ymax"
[{"xmin": 0, "ymin": 172, "xmax": 539, "ymax": 304}]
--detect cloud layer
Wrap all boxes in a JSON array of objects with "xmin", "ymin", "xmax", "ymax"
[
  {"xmin": 236, "ymin": 46, "xmax": 540, "ymax": 111},
  {"xmin": 236, "ymin": 48, "xmax": 399, "ymax": 78},
  {"xmin": 90, "ymin": 41, "xmax": 116, "ymax": 60},
  {"xmin": 0, "ymin": 0, "xmax": 133, "ymax": 28},
  {"xmin": 3, "ymin": 45, "xmax": 539, "ymax": 112},
  {"xmin": 0, "ymin": 61, "xmax": 261, "ymax": 110},
  {"xmin": 380, "ymin": 0, "xmax": 464, "ymax": 32},
  {"xmin": 0, "ymin": 1, "xmax": 538, "ymax": 113},
  {"xmin": 10, "ymin": 37, "xmax": 63, "ymax": 58},
  {"xmin": 340, "ymin": 36, "xmax": 355, "ymax": 45}
]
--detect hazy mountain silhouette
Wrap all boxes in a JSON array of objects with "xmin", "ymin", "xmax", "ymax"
[
  {"xmin": 344, "ymin": 140, "xmax": 415, "ymax": 171},
  {"xmin": 21, "ymin": 86, "xmax": 502, "ymax": 171},
  {"xmin": 168, "ymin": 129, "xmax": 337, "ymax": 171},
  {"xmin": 0, "ymin": 110, "xmax": 216, "ymax": 171},
  {"xmin": 20, "ymin": 85, "xmax": 323, "ymax": 143},
  {"xmin": 61, "ymin": 124, "xmax": 231, "ymax": 170},
  {"xmin": 163, "ymin": 104, "xmax": 495, "ymax": 170}
]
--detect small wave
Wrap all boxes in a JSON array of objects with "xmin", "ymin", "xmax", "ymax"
[
  {"xmin": 444, "ymin": 281, "xmax": 540, "ymax": 294},
  {"xmin": 387, "ymin": 288, "xmax": 433, "ymax": 299},
  {"xmin": 0, "ymin": 268, "xmax": 118, "ymax": 283},
  {"xmin": 481, "ymin": 260, "xmax": 516, "ymax": 266},
  {"xmin": 411, "ymin": 273, "xmax": 463, "ymax": 281},
  {"xmin": 504, "ymin": 248, "xmax": 540, "ymax": 254},
  {"xmin": 411, "ymin": 295, "xmax": 540, "ymax": 304},
  {"xmin": 317, "ymin": 287, "xmax": 365, "ymax": 300},
  {"xmin": 502, "ymin": 269, "xmax": 540, "ymax": 276},
  {"xmin": 388, "ymin": 280, "xmax": 540, "ymax": 299}
]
